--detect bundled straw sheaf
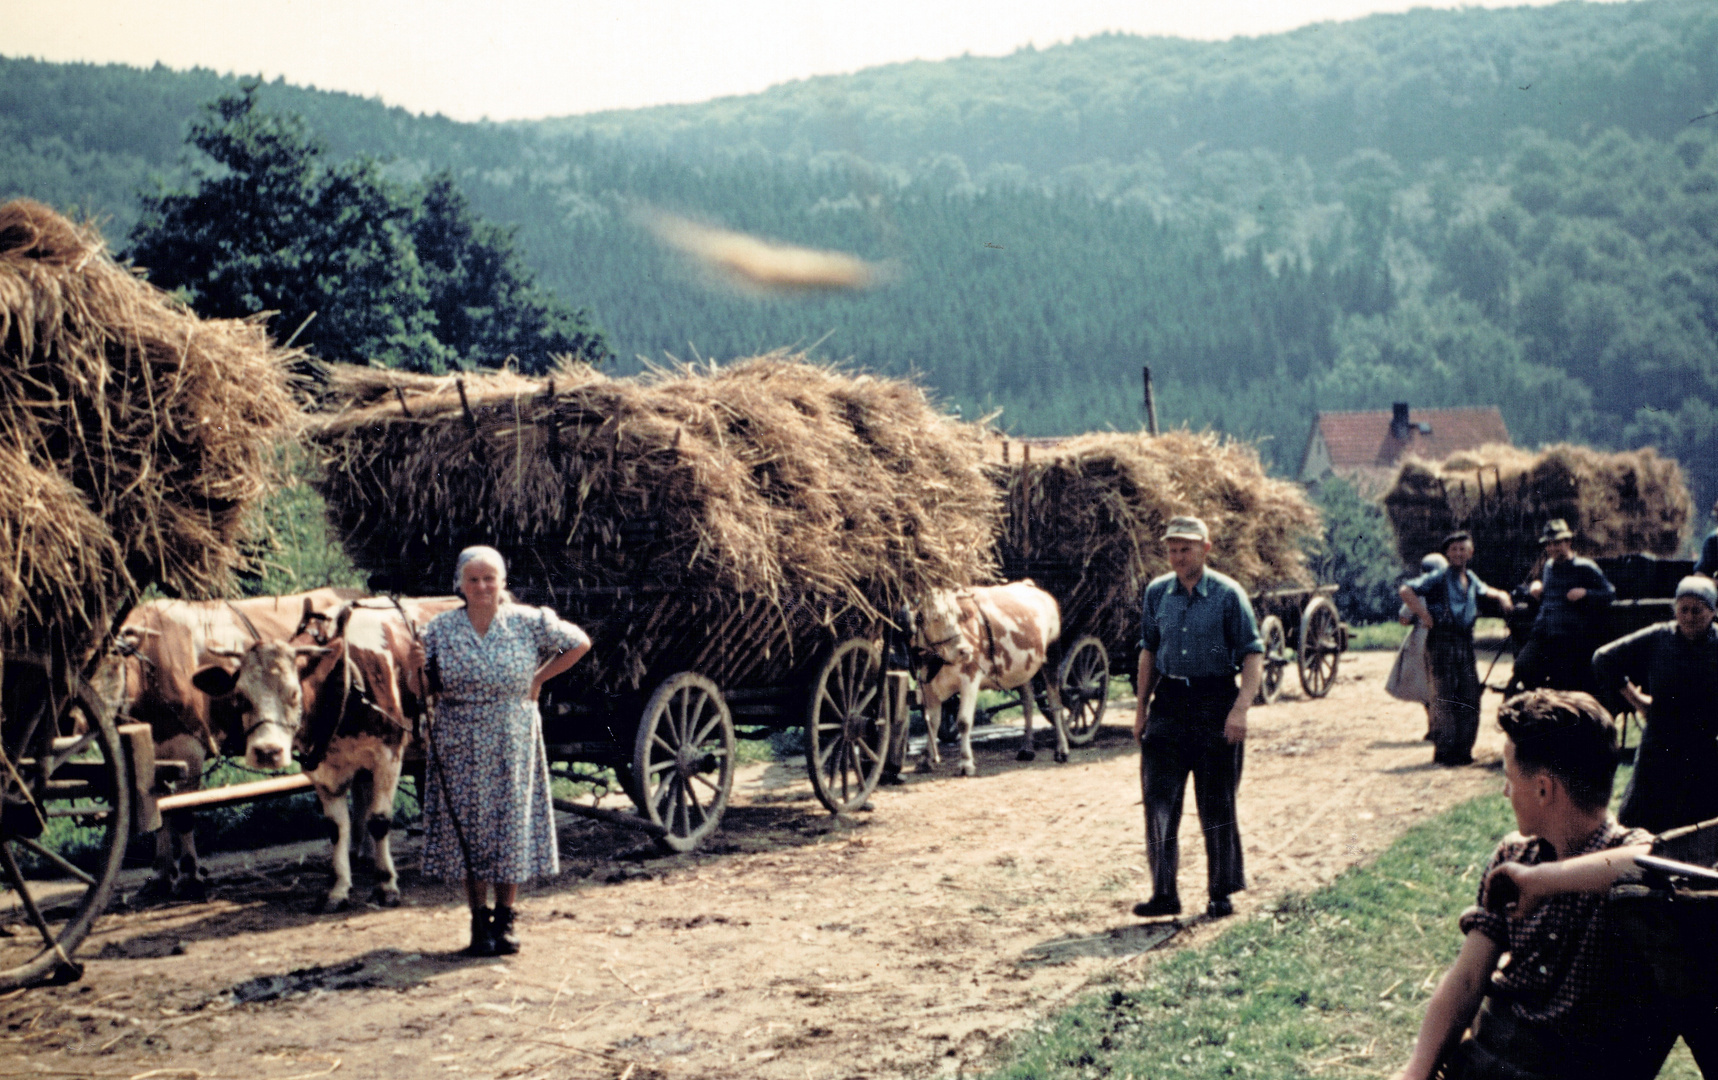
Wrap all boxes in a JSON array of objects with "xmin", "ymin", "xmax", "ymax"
[
  {"xmin": 0, "ymin": 199, "xmax": 296, "ymax": 657},
  {"xmin": 991, "ymin": 430, "xmax": 1322, "ymax": 652},
  {"xmin": 309, "ymin": 355, "xmax": 997, "ymax": 694},
  {"xmin": 1383, "ymin": 442, "xmax": 1692, "ymax": 587}
]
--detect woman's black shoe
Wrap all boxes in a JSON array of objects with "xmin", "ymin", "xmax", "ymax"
[
  {"xmin": 491, "ymin": 906, "xmax": 520, "ymax": 955},
  {"xmin": 464, "ymin": 905, "xmax": 495, "ymax": 956}
]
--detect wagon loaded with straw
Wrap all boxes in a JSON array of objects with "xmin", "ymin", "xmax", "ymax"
[
  {"xmin": 983, "ymin": 430, "xmax": 1336, "ymax": 740},
  {"xmin": 0, "ymin": 202, "xmax": 295, "ymax": 988},
  {"xmin": 309, "ymin": 357, "xmax": 998, "ymax": 851}
]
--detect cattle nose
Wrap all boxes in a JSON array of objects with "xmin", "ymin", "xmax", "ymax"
[{"xmin": 255, "ymin": 746, "xmax": 283, "ymax": 769}]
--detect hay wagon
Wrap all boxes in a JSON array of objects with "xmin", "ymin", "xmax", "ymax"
[
  {"xmin": 311, "ymin": 358, "xmax": 1000, "ymax": 856},
  {"xmin": 513, "ymin": 579, "xmax": 899, "ymax": 852},
  {"xmin": 947, "ymin": 433, "xmax": 1337, "ymax": 746},
  {"xmin": 1, "ymin": 200, "xmax": 294, "ymax": 989}
]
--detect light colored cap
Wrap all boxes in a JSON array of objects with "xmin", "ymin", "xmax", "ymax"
[
  {"xmin": 1420, "ymin": 552, "xmax": 1449, "ymax": 573},
  {"xmin": 1538, "ymin": 518, "xmax": 1575, "ymax": 544},
  {"xmin": 1162, "ymin": 515, "xmax": 1209, "ymax": 543},
  {"xmin": 1675, "ymin": 575, "xmax": 1717, "ymax": 609}
]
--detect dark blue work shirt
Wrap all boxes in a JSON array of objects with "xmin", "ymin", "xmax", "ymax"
[
  {"xmin": 1533, "ymin": 557, "xmax": 1614, "ymax": 637},
  {"xmin": 1139, "ymin": 568, "xmax": 1264, "ymax": 678},
  {"xmin": 1409, "ymin": 565, "xmax": 1489, "ymax": 632},
  {"xmin": 1697, "ymin": 530, "xmax": 1718, "ymax": 578}
]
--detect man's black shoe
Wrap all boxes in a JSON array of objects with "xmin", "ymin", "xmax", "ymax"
[
  {"xmin": 1132, "ymin": 896, "xmax": 1181, "ymax": 918},
  {"xmin": 1206, "ymin": 897, "xmax": 1234, "ymax": 919}
]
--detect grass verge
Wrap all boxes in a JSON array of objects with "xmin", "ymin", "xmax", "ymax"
[{"xmin": 984, "ymin": 763, "xmax": 1700, "ymax": 1079}]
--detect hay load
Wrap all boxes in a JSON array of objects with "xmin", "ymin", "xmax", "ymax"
[
  {"xmin": 1383, "ymin": 442, "xmax": 1692, "ymax": 587},
  {"xmin": 0, "ymin": 200, "xmax": 295, "ymax": 659},
  {"xmin": 309, "ymin": 355, "xmax": 998, "ymax": 695},
  {"xmin": 991, "ymin": 430, "xmax": 1322, "ymax": 651}
]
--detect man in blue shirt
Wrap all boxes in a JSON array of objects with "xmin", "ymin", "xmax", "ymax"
[
  {"xmin": 1695, "ymin": 500, "xmax": 1718, "ymax": 577},
  {"xmin": 1510, "ymin": 519, "xmax": 1615, "ymax": 698},
  {"xmin": 1132, "ymin": 516, "xmax": 1264, "ymax": 921},
  {"xmin": 1401, "ymin": 531, "xmax": 1515, "ymax": 766}
]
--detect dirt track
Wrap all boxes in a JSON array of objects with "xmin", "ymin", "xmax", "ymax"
[{"xmin": 1, "ymin": 650, "xmax": 1514, "ymax": 1079}]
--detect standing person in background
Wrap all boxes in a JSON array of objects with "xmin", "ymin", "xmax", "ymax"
[
  {"xmin": 1400, "ymin": 532, "xmax": 1514, "ymax": 766},
  {"xmin": 1509, "ymin": 519, "xmax": 1614, "ymax": 697},
  {"xmin": 411, "ymin": 546, "xmax": 591, "ymax": 957},
  {"xmin": 1695, "ymin": 500, "xmax": 1718, "ymax": 577},
  {"xmin": 1591, "ymin": 574, "xmax": 1718, "ymax": 833},
  {"xmin": 1398, "ymin": 552, "xmax": 1448, "ymax": 741},
  {"xmin": 1132, "ymin": 516, "xmax": 1264, "ymax": 921}
]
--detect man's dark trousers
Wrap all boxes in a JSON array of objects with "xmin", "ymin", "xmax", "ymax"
[{"xmin": 1141, "ymin": 676, "xmax": 1247, "ymax": 906}]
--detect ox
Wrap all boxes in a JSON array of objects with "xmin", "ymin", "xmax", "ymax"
[
  {"xmin": 101, "ymin": 589, "xmax": 357, "ymax": 898},
  {"xmin": 912, "ymin": 580, "xmax": 1069, "ymax": 777},
  {"xmin": 211, "ymin": 596, "xmax": 460, "ymax": 910}
]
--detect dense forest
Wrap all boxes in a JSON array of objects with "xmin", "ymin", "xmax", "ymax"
[{"xmin": 4, "ymin": 0, "xmax": 1718, "ymax": 509}]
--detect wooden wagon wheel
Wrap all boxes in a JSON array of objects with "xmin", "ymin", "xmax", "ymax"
[
  {"xmin": 1056, "ymin": 635, "xmax": 1109, "ymax": 747},
  {"xmin": 1254, "ymin": 615, "xmax": 1289, "ymax": 705},
  {"xmin": 1296, "ymin": 596, "xmax": 1343, "ymax": 699},
  {"xmin": 805, "ymin": 638, "xmax": 888, "ymax": 814},
  {"xmin": 1, "ymin": 678, "xmax": 130, "ymax": 991},
  {"xmin": 631, "ymin": 672, "xmax": 734, "ymax": 854}
]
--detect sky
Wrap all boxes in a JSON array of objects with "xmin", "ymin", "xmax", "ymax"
[{"xmin": 6, "ymin": 0, "xmax": 1628, "ymax": 123}]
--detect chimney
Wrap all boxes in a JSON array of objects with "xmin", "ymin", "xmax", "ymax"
[{"xmin": 1390, "ymin": 402, "xmax": 1411, "ymax": 441}]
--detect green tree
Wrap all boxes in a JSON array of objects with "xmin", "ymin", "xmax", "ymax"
[
  {"xmin": 409, "ymin": 173, "xmax": 608, "ymax": 372},
  {"xmin": 1308, "ymin": 477, "xmax": 1404, "ymax": 624},
  {"xmin": 128, "ymin": 86, "xmax": 606, "ymax": 372}
]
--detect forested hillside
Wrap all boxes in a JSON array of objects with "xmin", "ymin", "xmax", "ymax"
[{"xmin": 4, "ymin": 0, "xmax": 1718, "ymax": 506}]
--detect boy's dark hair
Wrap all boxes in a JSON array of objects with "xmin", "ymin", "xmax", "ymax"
[
  {"xmin": 1497, "ymin": 690, "xmax": 1619, "ymax": 812},
  {"xmin": 1441, "ymin": 530, "xmax": 1473, "ymax": 553}
]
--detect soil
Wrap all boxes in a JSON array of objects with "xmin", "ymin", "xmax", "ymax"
[{"xmin": 1, "ymin": 650, "xmax": 1515, "ymax": 1080}]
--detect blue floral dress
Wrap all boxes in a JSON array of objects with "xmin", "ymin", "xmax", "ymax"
[{"xmin": 420, "ymin": 604, "xmax": 588, "ymax": 884}]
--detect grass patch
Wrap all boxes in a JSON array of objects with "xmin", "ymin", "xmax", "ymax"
[
  {"xmin": 1347, "ymin": 621, "xmax": 1411, "ymax": 651},
  {"xmin": 985, "ymin": 762, "xmax": 1701, "ymax": 1079}
]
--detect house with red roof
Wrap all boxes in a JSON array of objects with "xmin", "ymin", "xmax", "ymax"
[{"xmin": 1300, "ymin": 403, "xmax": 1511, "ymax": 495}]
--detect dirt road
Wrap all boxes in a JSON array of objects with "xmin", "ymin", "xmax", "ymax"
[{"xmin": 1, "ymin": 651, "xmax": 1512, "ymax": 1079}]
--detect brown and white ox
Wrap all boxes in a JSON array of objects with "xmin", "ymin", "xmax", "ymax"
[
  {"xmin": 210, "ymin": 596, "xmax": 461, "ymax": 911},
  {"xmin": 100, "ymin": 589, "xmax": 357, "ymax": 898},
  {"xmin": 912, "ymin": 580, "xmax": 1069, "ymax": 777}
]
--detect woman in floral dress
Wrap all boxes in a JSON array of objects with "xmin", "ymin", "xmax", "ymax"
[{"xmin": 412, "ymin": 546, "xmax": 590, "ymax": 956}]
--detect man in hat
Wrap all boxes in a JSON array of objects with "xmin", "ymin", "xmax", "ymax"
[
  {"xmin": 1509, "ymin": 519, "xmax": 1614, "ymax": 698},
  {"xmin": 1132, "ymin": 515, "xmax": 1263, "ymax": 920},
  {"xmin": 1591, "ymin": 574, "xmax": 1718, "ymax": 833},
  {"xmin": 1401, "ymin": 531, "xmax": 1515, "ymax": 765}
]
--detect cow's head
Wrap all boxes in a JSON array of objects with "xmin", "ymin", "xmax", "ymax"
[
  {"xmin": 913, "ymin": 590, "xmax": 974, "ymax": 665},
  {"xmin": 191, "ymin": 641, "xmax": 328, "ymax": 770}
]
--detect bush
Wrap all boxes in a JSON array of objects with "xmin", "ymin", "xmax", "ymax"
[{"xmin": 1308, "ymin": 476, "xmax": 1405, "ymax": 624}]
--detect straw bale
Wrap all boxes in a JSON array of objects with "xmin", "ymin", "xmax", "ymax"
[
  {"xmin": 990, "ymin": 429, "xmax": 1322, "ymax": 651},
  {"xmin": 1383, "ymin": 442, "xmax": 1692, "ymax": 587},
  {"xmin": 0, "ymin": 199, "xmax": 296, "ymax": 658},
  {"xmin": 309, "ymin": 354, "xmax": 997, "ymax": 694}
]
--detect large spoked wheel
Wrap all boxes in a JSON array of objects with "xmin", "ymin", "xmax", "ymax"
[
  {"xmin": 631, "ymin": 672, "xmax": 735, "ymax": 854},
  {"xmin": 1, "ymin": 684, "xmax": 130, "ymax": 992},
  {"xmin": 805, "ymin": 638, "xmax": 888, "ymax": 814},
  {"xmin": 1296, "ymin": 596, "xmax": 1343, "ymax": 699},
  {"xmin": 1056, "ymin": 636, "xmax": 1110, "ymax": 747},
  {"xmin": 1255, "ymin": 615, "xmax": 1288, "ymax": 705}
]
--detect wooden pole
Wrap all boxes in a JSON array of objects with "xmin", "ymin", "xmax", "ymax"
[
  {"xmin": 1021, "ymin": 443, "xmax": 1032, "ymax": 557},
  {"xmin": 156, "ymin": 772, "xmax": 314, "ymax": 813},
  {"xmin": 1143, "ymin": 366, "xmax": 1160, "ymax": 436}
]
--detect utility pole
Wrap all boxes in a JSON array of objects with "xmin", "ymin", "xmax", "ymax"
[{"xmin": 1142, "ymin": 365, "xmax": 1159, "ymax": 436}]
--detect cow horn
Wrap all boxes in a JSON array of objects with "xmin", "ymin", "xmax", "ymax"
[
  {"xmin": 207, "ymin": 645, "xmax": 246, "ymax": 660},
  {"xmin": 293, "ymin": 644, "xmax": 334, "ymax": 658}
]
